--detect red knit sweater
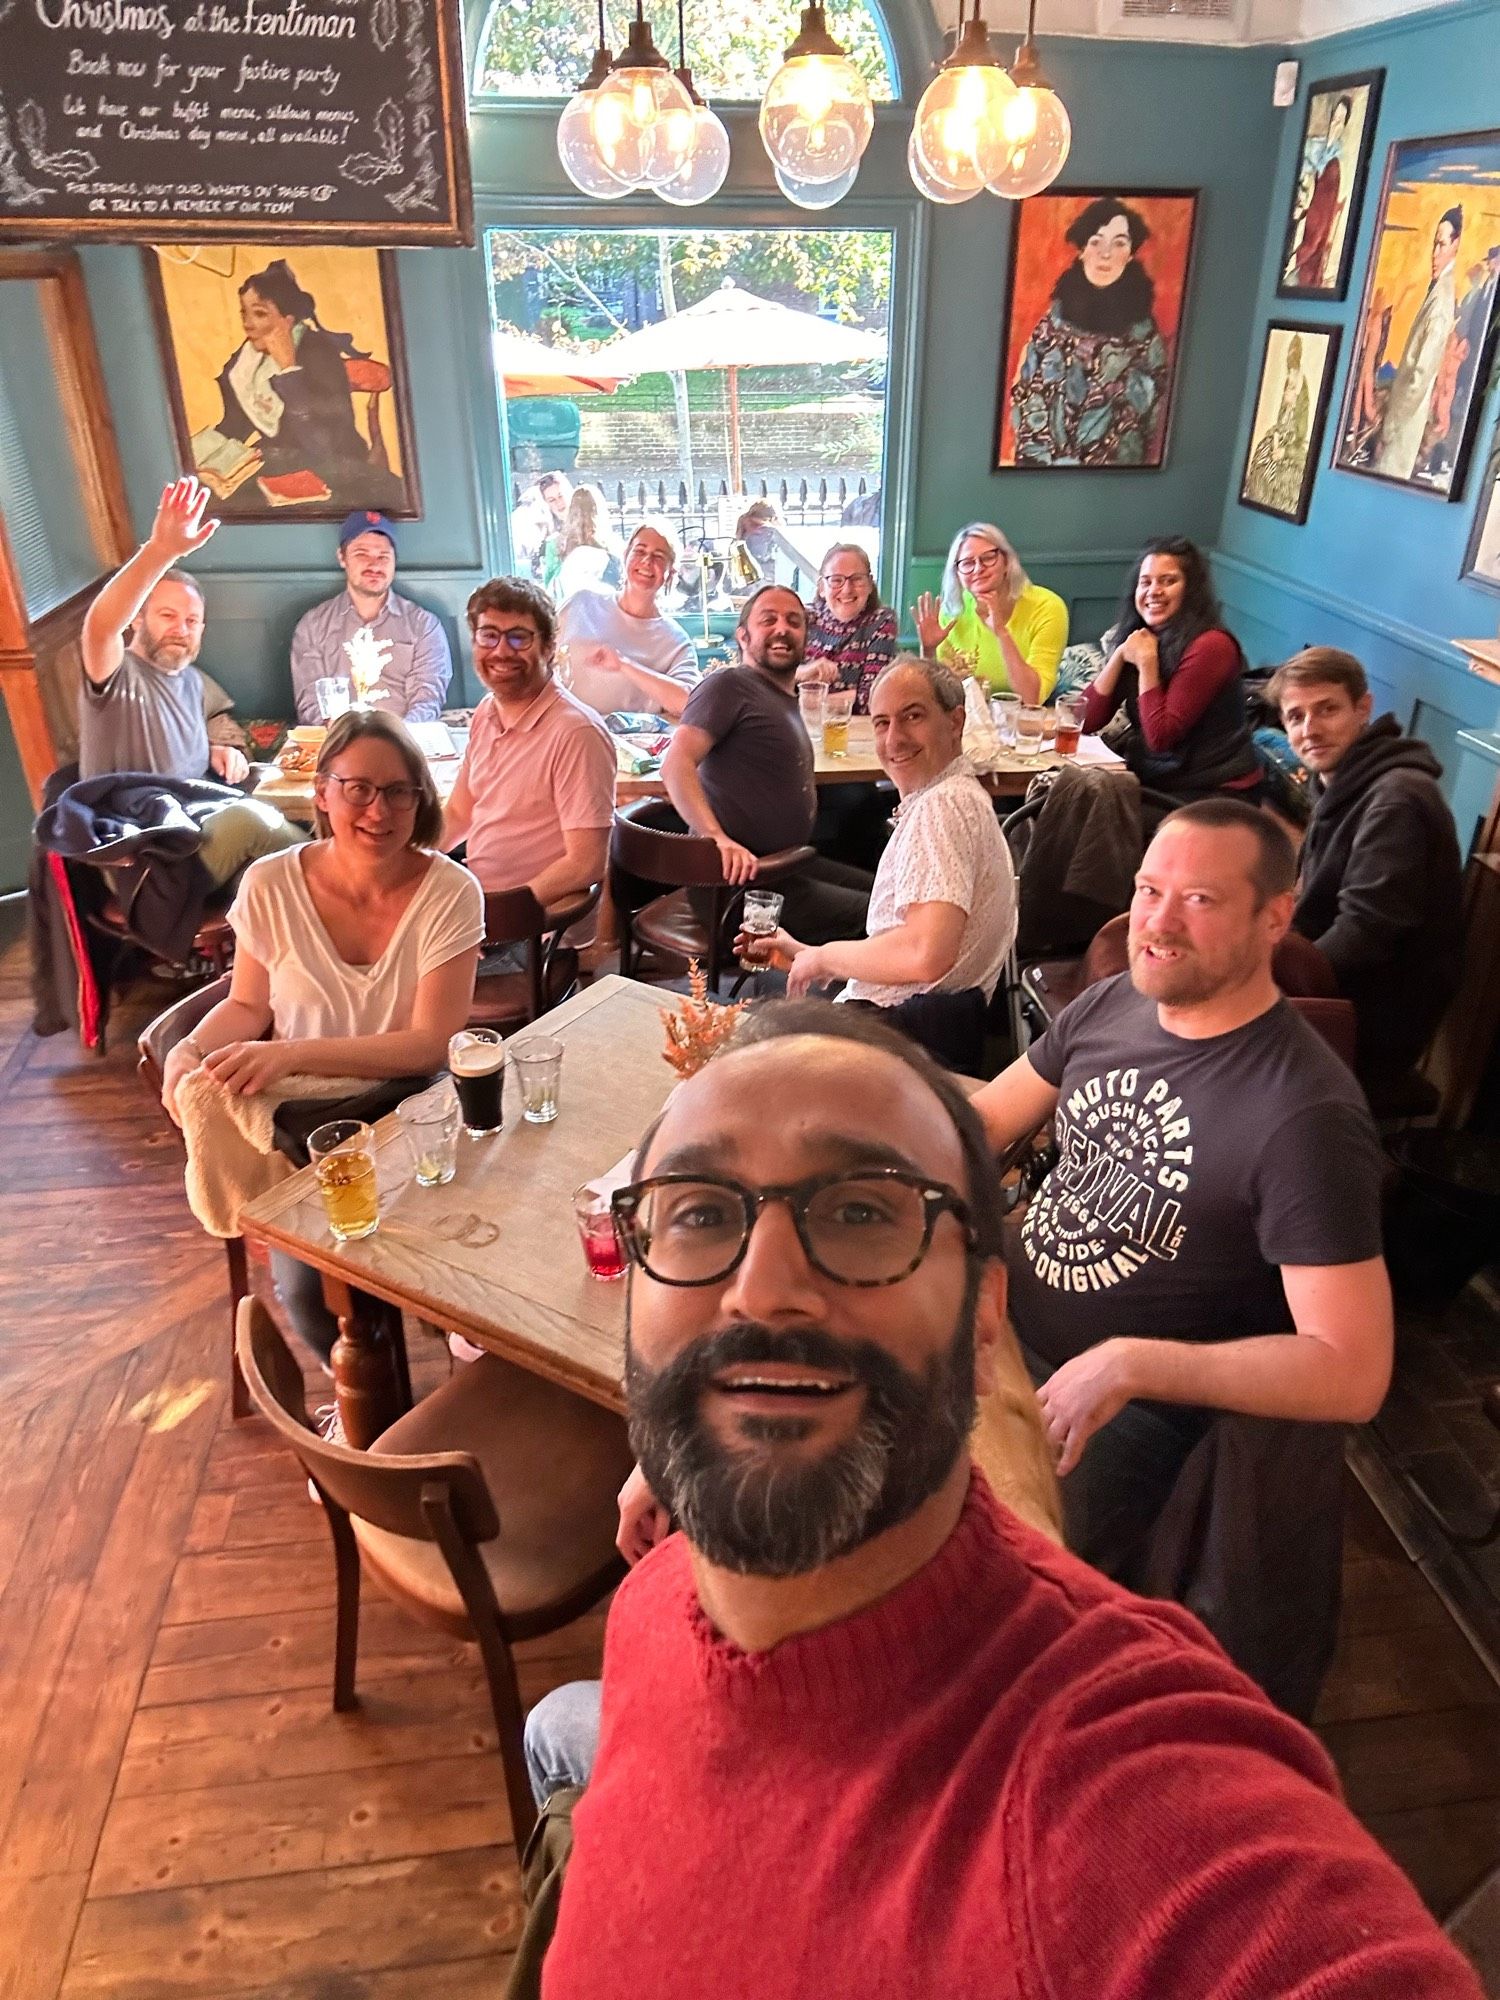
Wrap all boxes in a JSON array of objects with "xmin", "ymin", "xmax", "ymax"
[{"xmin": 543, "ymin": 1474, "xmax": 1480, "ymax": 2000}]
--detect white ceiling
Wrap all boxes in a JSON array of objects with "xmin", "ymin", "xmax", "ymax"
[{"xmin": 927, "ymin": 0, "xmax": 1464, "ymax": 46}]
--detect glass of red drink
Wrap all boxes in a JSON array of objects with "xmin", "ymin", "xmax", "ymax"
[{"xmin": 573, "ymin": 1184, "xmax": 627, "ymax": 1281}]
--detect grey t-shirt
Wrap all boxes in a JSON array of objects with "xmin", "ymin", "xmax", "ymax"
[
  {"xmin": 1008, "ymin": 975, "xmax": 1385, "ymax": 1370},
  {"xmin": 681, "ymin": 665, "xmax": 815, "ymax": 856},
  {"xmin": 78, "ymin": 650, "xmax": 210, "ymax": 782}
]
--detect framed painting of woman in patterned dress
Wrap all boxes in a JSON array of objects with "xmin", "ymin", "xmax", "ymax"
[
  {"xmin": 995, "ymin": 188, "xmax": 1200, "ymax": 472},
  {"xmin": 1239, "ymin": 322, "xmax": 1342, "ymax": 525}
]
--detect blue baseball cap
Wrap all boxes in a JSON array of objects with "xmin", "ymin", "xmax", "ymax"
[{"xmin": 338, "ymin": 510, "xmax": 397, "ymax": 551}]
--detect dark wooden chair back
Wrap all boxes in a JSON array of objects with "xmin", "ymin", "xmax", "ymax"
[
  {"xmin": 610, "ymin": 800, "xmax": 730, "ymax": 892},
  {"xmin": 471, "ymin": 882, "xmax": 602, "ymax": 1032}
]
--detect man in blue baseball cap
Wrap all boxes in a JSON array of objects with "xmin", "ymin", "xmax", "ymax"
[{"xmin": 289, "ymin": 510, "xmax": 453, "ymax": 724}]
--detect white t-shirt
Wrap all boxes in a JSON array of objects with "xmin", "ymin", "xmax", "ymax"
[
  {"xmin": 557, "ymin": 586, "xmax": 698, "ymax": 717},
  {"xmin": 228, "ymin": 846, "xmax": 484, "ymax": 1043},
  {"xmin": 843, "ymin": 758, "xmax": 1017, "ymax": 1007}
]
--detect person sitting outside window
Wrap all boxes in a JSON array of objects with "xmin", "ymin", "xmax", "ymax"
[
  {"xmin": 161, "ymin": 709, "xmax": 483, "ymax": 1372},
  {"xmin": 544, "ymin": 485, "xmax": 622, "ymax": 602},
  {"xmin": 741, "ymin": 657, "xmax": 1014, "ymax": 1073},
  {"xmin": 795, "ymin": 542, "xmax": 898, "ymax": 714},
  {"xmin": 510, "ymin": 471, "xmax": 572, "ymax": 583},
  {"xmin": 1271, "ymin": 646, "xmax": 1464, "ymax": 1094},
  {"xmin": 662, "ymin": 583, "xmax": 871, "ymax": 946},
  {"xmin": 974, "ymin": 800, "xmax": 1392, "ymax": 1718},
  {"xmin": 913, "ymin": 521, "xmax": 1068, "ymax": 704},
  {"xmin": 1079, "ymin": 538, "xmax": 1260, "ymax": 803},
  {"xmin": 519, "ymin": 1002, "xmax": 1476, "ymax": 2000},
  {"xmin": 555, "ymin": 519, "xmax": 699, "ymax": 720},
  {"xmin": 443, "ymin": 577, "xmax": 616, "ymax": 904},
  {"xmin": 78, "ymin": 474, "xmax": 302, "ymax": 885},
  {"xmin": 290, "ymin": 512, "xmax": 453, "ymax": 725}
]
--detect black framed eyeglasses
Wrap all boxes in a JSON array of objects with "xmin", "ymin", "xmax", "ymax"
[
  {"xmin": 321, "ymin": 773, "xmax": 424, "ymax": 810},
  {"xmin": 955, "ymin": 548, "xmax": 1001, "ymax": 575},
  {"xmin": 611, "ymin": 1169, "xmax": 974, "ymax": 1289},
  {"xmin": 474, "ymin": 626, "xmax": 539, "ymax": 652}
]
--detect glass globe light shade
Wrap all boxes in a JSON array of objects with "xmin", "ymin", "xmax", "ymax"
[
  {"xmin": 774, "ymin": 159, "xmax": 860, "ymax": 209},
  {"xmin": 656, "ymin": 104, "xmax": 731, "ymax": 206},
  {"xmin": 906, "ymin": 128, "xmax": 976, "ymax": 205},
  {"xmin": 985, "ymin": 81, "xmax": 1071, "ymax": 200},
  {"xmin": 557, "ymin": 90, "xmax": 634, "ymax": 199},
  {"xmin": 759, "ymin": 51, "xmax": 873, "ymax": 185},
  {"xmin": 592, "ymin": 65, "xmax": 696, "ymax": 188},
  {"xmin": 912, "ymin": 61, "xmax": 1019, "ymax": 196}
]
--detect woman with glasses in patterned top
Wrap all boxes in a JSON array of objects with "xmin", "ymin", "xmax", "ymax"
[
  {"xmin": 796, "ymin": 543, "xmax": 899, "ymax": 715},
  {"xmin": 162, "ymin": 709, "xmax": 483, "ymax": 1361},
  {"xmin": 912, "ymin": 521, "xmax": 1068, "ymax": 706}
]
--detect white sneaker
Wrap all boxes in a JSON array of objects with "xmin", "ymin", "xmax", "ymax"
[
  {"xmin": 308, "ymin": 1402, "xmax": 347, "ymax": 1504},
  {"xmin": 448, "ymin": 1332, "xmax": 486, "ymax": 1366}
]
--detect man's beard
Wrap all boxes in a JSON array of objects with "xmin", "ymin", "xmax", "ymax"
[
  {"xmin": 624, "ymin": 1287, "xmax": 978, "ymax": 1579},
  {"xmin": 136, "ymin": 634, "xmax": 197, "ymax": 671},
  {"xmin": 745, "ymin": 639, "xmax": 803, "ymax": 683},
  {"xmin": 1127, "ymin": 931, "xmax": 1259, "ymax": 1006}
]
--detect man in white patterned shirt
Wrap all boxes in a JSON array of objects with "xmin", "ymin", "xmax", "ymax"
[
  {"xmin": 741, "ymin": 655, "xmax": 1015, "ymax": 1073},
  {"xmin": 290, "ymin": 512, "xmax": 453, "ymax": 724}
]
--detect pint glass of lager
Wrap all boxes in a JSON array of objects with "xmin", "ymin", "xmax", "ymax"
[
  {"xmin": 449, "ymin": 1028, "xmax": 505, "ymax": 1137},
  {"xmin": 307, "ymin": 1120, "xmax": 381, "ymax": 1242}
]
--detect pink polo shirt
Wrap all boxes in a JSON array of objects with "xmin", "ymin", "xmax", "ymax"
[{"xmin": 460, "ymin": 682, "xmax": 618, "ymax": 892}]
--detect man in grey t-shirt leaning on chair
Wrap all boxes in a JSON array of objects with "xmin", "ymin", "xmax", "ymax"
[{"xmin": 77, "ymin": 475, "xmax": 302, "ymax": 885}]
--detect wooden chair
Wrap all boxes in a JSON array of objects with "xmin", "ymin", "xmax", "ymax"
[
  {"xmin": 137, "ymin": 974, "xmax": 253, "ymax": 1417},
  {"xmin": 235, "ymin": 1298, "xmax": 633, "ymax": 1850},
  {"xmin": 344, "ymin": 355, "xmax": 394, "ymax": 472},
  {"xmin": 468, "ymin": 883, "xmax": 601, "ymax": 1034},
  {"xmin": 609, "ymin": 799, "xmax": 815, "ymax": 993}
]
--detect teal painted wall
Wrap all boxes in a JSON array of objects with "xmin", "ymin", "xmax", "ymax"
[{"xmin": 1212, "ymin": 0, "xmax": 1500, "ymax": 802}]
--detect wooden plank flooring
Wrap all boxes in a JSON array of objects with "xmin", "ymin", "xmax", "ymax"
[{"xmin": 0, "ymin": 931, "xmax": 1497, "ymax": 1994}]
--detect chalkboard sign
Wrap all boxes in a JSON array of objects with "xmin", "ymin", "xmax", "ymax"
[{"xmin": 0, "ymin": 0, "xmax": 473, "ymax": 244}]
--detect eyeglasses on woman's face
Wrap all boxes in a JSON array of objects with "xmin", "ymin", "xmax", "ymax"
[
  {"xmin": 955, "ymin": 546, "xmax": 1002, "ymax": 579},
  {"xmin": 321, "ymin": 772, "xmax": 423, "ymax": 811},
  {"xmin": 611, "ymin": 1168, "xmax": 974, "ymax": 1289},
  {"xmin": 823, "ymin": 568, "xmax": 871, "ymax": 596}
]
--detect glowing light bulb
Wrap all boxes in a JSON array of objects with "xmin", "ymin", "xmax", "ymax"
[
  {"xmin": 906, "ymin": 128, "xmax": 976, "ymax": 205},
  {"xmin": 656, "ymin": 103, "xmax": 731, "ymax": 206},
  {"xmin": 557, "ymin": 90, "xmax": 633, "ymax": 199},
  {"xmin": 985, "ymin": 84, "xmax": 1070, "ymax": 199},
  {"xmin": 759, "ymin": 8, "xmax": 873, "ymax": 187},
  {"xmin": 912, "ymin": 58, "xmax": 1017, "ymax": 196}
]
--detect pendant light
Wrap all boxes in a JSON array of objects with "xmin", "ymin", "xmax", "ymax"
[
  {"xmin": 775, "ymin": 160, "xmax": 861, "ymax": 209},
  {"xmin": 557, "ymin": 2, "xmax": 632, "ymax": 199},
  {"xmin": 910, "ymin": 2, "xmax": 1018, "ymax": 203},
  {"xmin": 986, "ymin": 0, "xmax": 1071, "ymax": 200},
  {"xmin": 759, "ymin": 4, "xmax": 874, "ymax": 189},
  {"xmin": 591, "ymin": 1, "xmax": 696, "ymax": 190},
  {"xmin": 655, "ymin": 0, "xmax": 731, "ymax": 206}
]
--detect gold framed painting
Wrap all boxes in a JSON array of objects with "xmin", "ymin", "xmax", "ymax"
[
  {"xmin": 1239, "ymin": 322, "xmax": 1342, "ymax": 525},
  {"xmin": 144, "ymin": 244, "xmax": 420, "ymax": 522}
]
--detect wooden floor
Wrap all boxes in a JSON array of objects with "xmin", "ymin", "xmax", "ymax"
[{"xmin": 1, "ymin": 932, "xmax": 1497, "ymax": 1995}]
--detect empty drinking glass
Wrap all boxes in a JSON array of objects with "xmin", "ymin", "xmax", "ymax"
[
  {"xmin": 797, "ymin": 683, "xmax": 826, "ymax": 737},
  {"xmin": 990, "ymin": 693, "xmax": 1020, "ymax": 748},
  {"xmin": 314, "ymin": 675, "xmax": 353, "ymax": 721},
  {"xmin": 513, "ymin": 1035, "xmax": 563, "ymax": 1123},
  {"xmin": 397, "ymin": 1081, "xmax": 461, "ymax": 1187}
]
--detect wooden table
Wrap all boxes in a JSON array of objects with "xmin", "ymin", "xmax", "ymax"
[{"xmin": 239, "ymin": 976, "xmax": 675, "ymax": 1445}]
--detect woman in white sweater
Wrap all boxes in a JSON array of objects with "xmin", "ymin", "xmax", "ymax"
[{"xmin": 163, "ymin": 708, "xmax": 484, "ymax": 1359}]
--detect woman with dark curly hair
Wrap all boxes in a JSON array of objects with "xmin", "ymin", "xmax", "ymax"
[
  {"xmin": 214, "ymin": 258, "xmax": 401, "ymax": 510},
  {"xmin": 1079, "ymin": 538, "xmax": 1260, "ymax": 802},
  {"xmin": 1010, "ymin": 198, "xmax": 1170, "ymax": 468}
]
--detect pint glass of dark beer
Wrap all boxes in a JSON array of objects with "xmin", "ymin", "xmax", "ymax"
[{"xmin": 448, "ymin": 1029, "xmax": 505, "ymax": 1137}]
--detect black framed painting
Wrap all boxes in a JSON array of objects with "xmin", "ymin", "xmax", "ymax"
[
  {"xmin": 1461, "ymin": 417, "xmax": 1500, "ymax": 596},
  {"xmin": 995, "ymin": 188, "xmax": 1200, "ymax": 471},
  {"xmin": 1332, "ymin": 128, "xmax": 1500, "ymax": 499},
  {"xmin": 1239, "ymin": 322, "xmax": 1342, "ymax": 525},
  {"xmin": 145, "ymin": 242, "xmax": 420, "ymax": 523},
  {"xmin": 1277, "ymin": 70, "xmax": 1384, "ymax": 302}
]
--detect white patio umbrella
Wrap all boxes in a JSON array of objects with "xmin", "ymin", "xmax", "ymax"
[
  {"xmin": 492, "ymin": 327, "xmax": 624, "ymax": 398},
  {"xmin": 588, "ymin": 278, "xmax": 887, "ymax": 493}
]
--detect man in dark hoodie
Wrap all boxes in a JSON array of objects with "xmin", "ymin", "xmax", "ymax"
[{"xmin": 1270, "ymin": 647, "xmax": 1463, "ymax": 1092}]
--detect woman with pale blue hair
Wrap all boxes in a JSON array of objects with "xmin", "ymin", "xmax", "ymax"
[{"xmin": 911, "ymin": 521, "xmax": 1068, "ymax": 703}]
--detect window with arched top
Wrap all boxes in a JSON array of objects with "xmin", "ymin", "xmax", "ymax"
[{"xmin": 473, "ymin": 1, "xmax": 898, "ymax": 104}]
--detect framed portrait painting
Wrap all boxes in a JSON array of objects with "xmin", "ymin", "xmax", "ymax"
[
  {"xmin": 995, "ymin": 188, "xmax": 1200, "ymax": 471},
  {"xmin": 1461, "ymin": 418, "xmax": 1500, "ymax": 596},
  {"xmin": 1239, "ymin": 322, "xmax": 1342, "ymax": 525},
  {"xmin": 144, "ymin": 244, "xmax": 420, "ymax": 523},
  {"xmin": 1277, "ymin": 70, "xmax": 1384, "ymax": 302},
  {"xmin": 1332, "ymin": 129, "xmax": 1500, "ymax": 500}
]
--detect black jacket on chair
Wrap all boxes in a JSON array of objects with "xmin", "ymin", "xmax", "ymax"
[{"xmin": 1291, "ymin": 716, "xmax": 1464, "ymax": 1083}]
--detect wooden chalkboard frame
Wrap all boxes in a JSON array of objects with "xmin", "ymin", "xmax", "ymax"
[
  {"xmin": 143, "ymin": 244, "xmax": 423, "ymax": 523},
  {"xmin": 0, "ymin": 0, "xmax": 472, "ymax": 246}
]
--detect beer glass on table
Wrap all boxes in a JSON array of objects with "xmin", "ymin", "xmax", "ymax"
[
  {"xmin": 449, "ymin": 1028, "xmax": 505, "ymax": 1137},
  {"xmin": 738, "ymin": 888, "xmax": 784, "ymax": 973},
  {"xmin": 308, "ymin": 1120, "xmax": 380, "ymax": 1241},
  {"xmin": 822, "ymin": 689, "xmax": 855, "ymax": 758},
  {"xmin": 1054, "ymin": 696, "xmax": 1085, "ymax": 758}
]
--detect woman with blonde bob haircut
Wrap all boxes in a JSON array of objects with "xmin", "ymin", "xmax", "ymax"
[
  {"xmin": 912, "ymin": 520, "xmax": 1068, "ymax": 704},
  {"xmin": 162, "ymin": 708, "xmax": 484, "ymax": 1366}
]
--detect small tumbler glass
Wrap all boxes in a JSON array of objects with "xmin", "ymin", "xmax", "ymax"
[
  {"xmin": 1016, "ymin": 704, "xmax": 1047, "ymax": 761},
  {"xmin": 573, "ymin": 1184, "xmax": 627, "ymax": 1281},
  {"xmin": 397, "ymin": 1082, "xmax": 461, "ymax": 1187},
  {"xmin": 797, "ymin": 683, "xmax": 826, "ymax": 737},
  {"xmin": 513, "ymin": 1035, "xmax": 564, "ymax": 1124},
  {"xmin": 990, "ymin": 693, "xmax": 1020, "ymax": 748}
]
